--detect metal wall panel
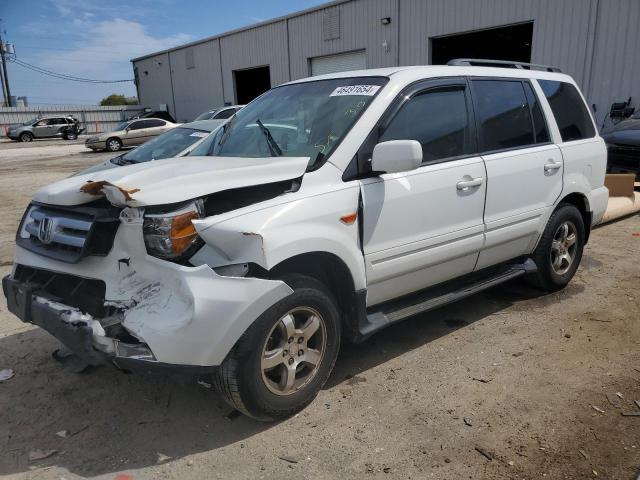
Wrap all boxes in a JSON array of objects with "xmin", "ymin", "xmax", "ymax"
[
  {"xmin": 134, "ymin": 53, "xmax": 175, "ymax": 116},
  {"xmin": 169, "ymin": 39, "xmax": 224, "ymax": 122},
  {"xmin": 586, "ymin": 0, "xmax": 640, "ymax": 127},
  {"xmin": 288, "ymin": 0, "xmax": 398, "ymax": 80},
  {"xmin": 219, "ymin": 22, "xmax": 290, "ymax": 104},
  {"xmin": 398, "ymin": 0, "xmax": 595, "ymax": 87}
]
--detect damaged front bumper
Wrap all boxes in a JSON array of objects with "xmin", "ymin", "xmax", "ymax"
[
  {"xmin": 2, "ymin": 275, "xmax": 161, "ymax": 371},
  {"xmin": 4, "ymin": 209, "xmax": 294, "ymax": 371}
]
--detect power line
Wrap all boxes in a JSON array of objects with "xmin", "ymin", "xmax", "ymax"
[{"xmin": 8, "ymin": 58, "xmax": 134, "ymax": 83}]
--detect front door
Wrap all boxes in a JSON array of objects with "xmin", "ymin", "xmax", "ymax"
[
  {"xmin": 360, "ymin": 79, "xmax": 486, "ymax": 306},
  {"xmin": 32, "ymin": 119, "xmax": 53, "ymax": 138}
]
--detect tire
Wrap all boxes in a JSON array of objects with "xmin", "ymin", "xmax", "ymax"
[
  {"xmin": 106, "ymin": 137, "xmax": 122, "ymax": 152},
  {"xmin": 19, "ymin": 132, "xmax": 33, "ymax": 142},
  {"xmin": 529, "ymin": 203, "xmax": 585, "ymax": 291},
  {"xmin": 64, "ymin": 132, "xmax": 78, "ymax": 141},
  {"xmin": 213, "ymin": 274, "xmax": 341, "ymax": 421}
]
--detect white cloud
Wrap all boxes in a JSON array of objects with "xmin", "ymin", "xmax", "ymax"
[{"xmin": 40, "ymin": 18, "xmax": 192, "ymax": 81}]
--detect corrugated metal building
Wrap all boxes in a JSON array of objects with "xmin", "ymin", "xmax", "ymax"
[{"xmin": 131, "ymin": 0, "xmax": 640, "ymax": 127}]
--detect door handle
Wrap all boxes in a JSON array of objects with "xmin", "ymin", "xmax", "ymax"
[
  {"xmin": 456, "ymin": 177, "xmax": 484, "ymax": 190},
  {"xmin": 544, "ymin": 160, "xmax": 562, "ymax": 172}
]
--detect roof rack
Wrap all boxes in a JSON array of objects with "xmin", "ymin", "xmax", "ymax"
[{"xmin": 447, "ymin": 58, "xmax": 562, "ymax": 73}]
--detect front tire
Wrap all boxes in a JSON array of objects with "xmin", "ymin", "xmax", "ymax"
[
  {"xmin": 19, "ymin": 132, "xmax": 33, "ymax": 142},
  {"xmin": 106, "ymin": 137, "xmax": 122, "ymax": 152},
  {"xmin": 213, "ymin": 274, "xmax": 341, "ymax": 421},
  {"xmin": 530, "ymin": 203, "xmax": 585, "ymax": 291}
]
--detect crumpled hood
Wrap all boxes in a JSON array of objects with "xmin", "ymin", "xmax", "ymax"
[{"xmin": 33, "ymin": 155, "xmax": 310, "ymax": 207}]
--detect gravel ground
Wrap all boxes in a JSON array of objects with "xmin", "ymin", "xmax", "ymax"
[{"xmin": 0, "ymin": 142, "xmax": 639, "ymax": 480}]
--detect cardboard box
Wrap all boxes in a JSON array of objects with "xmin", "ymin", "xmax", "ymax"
[{"xmin": 604, "ymin": 173, "xmax": 636, "ymax": 197}]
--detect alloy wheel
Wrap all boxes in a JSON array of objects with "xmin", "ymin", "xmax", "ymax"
[
  {"xmin": 260, "ymin": 307, "xmax": 327, "ymax": 396},
  {"xmin": 550, "ymin": 220, "xmax": 578, "ymax": 275}
]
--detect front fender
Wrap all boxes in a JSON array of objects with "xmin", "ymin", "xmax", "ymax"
[{"xmin": 192, "ymin": 185, "xmax": 367, "ymax": 290}]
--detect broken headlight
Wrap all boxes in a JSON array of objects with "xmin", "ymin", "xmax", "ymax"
[{"xmin": 143, "ymin": 200, "xmax": 204, "ymax": 259}]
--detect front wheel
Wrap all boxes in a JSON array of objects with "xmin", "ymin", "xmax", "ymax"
[
  {"xmin": 530, "ymin": 203, "xmax": 585, "ymax": 291},
  {"xmin": 106, "ymin": 137, "xmax": 122, "ymax": 152},
  {"xmin": 19, "ymin": 132, "xmax": 33, "ymax": 142},
  {"xmin": 213, "ymin": 274, "xmax": 341, "ymax": 421}
]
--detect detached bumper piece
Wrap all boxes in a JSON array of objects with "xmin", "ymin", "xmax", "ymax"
[{"xmin": 2, "ymin": 274, "xmax": 208, "ymax": 373}]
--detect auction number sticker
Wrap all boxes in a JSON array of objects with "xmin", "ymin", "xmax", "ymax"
[
  {"xmin": 329, "ymin": 85, "xmax": 381, "ymax": 96},
  {"xmin": 190, "ymin": 132, "xmax": 209, "ymax": 138}
]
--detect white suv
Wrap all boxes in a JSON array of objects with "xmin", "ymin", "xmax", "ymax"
[{"xmin": 3, "ymin": 60, "xmax": 608, "ymax": 420}]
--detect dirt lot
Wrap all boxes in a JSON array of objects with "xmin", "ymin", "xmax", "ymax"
[{"xmin": 0, "ymin": 141, "xmax": 639, "ymax": 480}]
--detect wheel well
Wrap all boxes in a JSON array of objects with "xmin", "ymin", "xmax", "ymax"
[
  {"xmin": 558, "ymin": 193, "xmax": 592, "ymax": 243},
  {"xmin": 269, "ymin": 252, "xmax": 362, "ymax": 340}
]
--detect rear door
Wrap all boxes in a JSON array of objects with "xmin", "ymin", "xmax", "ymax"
[
  {"xmin": 469, "ymin": 78, "xmax": 562, "ymax": 270},
  {"xmin": 360, "ymin": 78, "xmax": 487, "ymax": 306},
  {"xmin": 50, "ymin": 118, "xmax": 68, "ymax": 136}
]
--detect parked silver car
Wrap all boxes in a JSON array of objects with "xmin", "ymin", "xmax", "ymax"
[
  {"xmin": 85, "ymin": 118, "xmax": 177, "ymax": 152},
  {"xmin": 193, "ymin": 105, "xmax": 244, "ymax": 121},
  {"xmin": 77, "ymin": 120, "xmax": 224, "ymax": 175},
  {"xmin": 6, "ymin": 116, "xmax": 83, "ymax": 142}
]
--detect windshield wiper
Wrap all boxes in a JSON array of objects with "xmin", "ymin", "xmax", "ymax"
[{"xmin": 256, "ymin": 119, "xmax": 282, "ymax": 157}]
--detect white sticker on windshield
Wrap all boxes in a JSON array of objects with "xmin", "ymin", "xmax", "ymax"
[
  {"xmin": 329, "ymin": 85, "xmax": 381, "ymax": 97},
  {"xmin": 190, "ymin": 131, "xmax": 209, "ymax": 138}
]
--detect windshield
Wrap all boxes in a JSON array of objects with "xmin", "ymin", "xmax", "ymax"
[
  {"xmin": 193, "ymin": 110, "xmax": 216, "ymax": 121},
  {"xmin": 198, "ymin": 77, "xmax": 388, "ymax": 169},
  {"xmin": 116, "ymin": 127, "xmax": 210, "ymax": 164},
  {"xmin": 23, "ymin": 117, "xmax": 39, "ymax": 125}
]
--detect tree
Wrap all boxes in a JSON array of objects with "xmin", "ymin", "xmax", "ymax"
[{"xmin": 99, "ymin": 94, "xmax": 139, "ymax": 106}]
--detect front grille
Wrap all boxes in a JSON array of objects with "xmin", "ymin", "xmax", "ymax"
[
  {"xmin": 16, "ymin": 201, "xmax": 121, "ymax": 263},
  {"xmin": 13, "ymin": 264, "xmax": 108, "ymax": 317}
]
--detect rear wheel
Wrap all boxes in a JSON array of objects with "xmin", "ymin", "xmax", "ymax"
[
  {"xmin": 213, "ymin": 274, "xmax": 341, "ymax": 421},
  {"xmin": 530, "ymin": 203, "xmax": 585, "ymax": 291},
  {"xmin": 19, "ymin": 132, "xmax": 33, "ymax": 142},
  {"xmin": 106, "ymin": 137, "xmax": 122, "ymax": 152},
  {"xmin": 63, "ymin": 131, "xmax": 78, "ymax": 140}
]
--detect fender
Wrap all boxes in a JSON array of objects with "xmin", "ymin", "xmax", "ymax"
[{"xmin": 192, "ymin": 181, "xmax": 367, "ymax": 291}]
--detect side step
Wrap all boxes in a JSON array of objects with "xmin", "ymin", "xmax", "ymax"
[{"xmin": 359, "ymin": 258, "xmax": 537, "ymax": 340}]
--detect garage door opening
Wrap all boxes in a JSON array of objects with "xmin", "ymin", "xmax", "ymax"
[
  {"xmin": 431, "ymin": 22, "xmax": 533, "ymax": 65},
  {"xmin": 234, "ymin": 66, "xmax": 271, "ymax": 104}
]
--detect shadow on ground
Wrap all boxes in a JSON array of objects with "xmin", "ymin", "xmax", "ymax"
[{"xmin": 0, "ymin": 279, "xmax": 578, "ymax": 477}]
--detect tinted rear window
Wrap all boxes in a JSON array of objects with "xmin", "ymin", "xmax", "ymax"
[
  {"xmin": 538, "ymin": 80, "xmax": 595, "ymax": 142},
  {"xmin": 472, "ymin": 80, "xmax": 534, "ymax": 151}
]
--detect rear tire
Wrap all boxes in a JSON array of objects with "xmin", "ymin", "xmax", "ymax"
[
  {"xmin": 19, "ymin": 132, "xmax": 33, "ymax": 142},
  {"xmin": 64, "ymin": 131, "xmax": 78, "ymax": 140},
  {"xmin": 530, "ymin": 203, "xmax": 585, "ymax": 291},
  {"xmin": 213, "ymin": 274, "xmax": 341, "ymax": 421},
  {"xmin": 106, "ymin": 137, "xmax": 122, "ymax": 152}
]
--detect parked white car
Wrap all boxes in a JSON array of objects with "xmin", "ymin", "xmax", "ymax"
[
  {"xmin": 85, "ymin": 118, "xmax": 177, "ymax": 152},
  {"xmin": 193, "ymin": 105, "xmax": 244, "ymax": 121},
  {"xmin": 3, "ymin": 60, "xmax": 608, "ymax": 421}
]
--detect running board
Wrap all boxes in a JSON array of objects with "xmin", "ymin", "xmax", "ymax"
[{"xmin": 359, "ymin": 259, "xmax": 537, "ymax": 340}]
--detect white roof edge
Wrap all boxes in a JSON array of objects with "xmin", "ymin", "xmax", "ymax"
[
  {"xmin": 130, "ymin": 0, "xmax": 352, "ymax": 63},
  {"xmin": 283, "ymin": 65, "xmax": 573, "ymax": 85}
]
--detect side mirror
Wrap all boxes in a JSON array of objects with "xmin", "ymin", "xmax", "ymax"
[{"xmin": 371, "ymin": 140, "xmax": 422, "ymax": 174}]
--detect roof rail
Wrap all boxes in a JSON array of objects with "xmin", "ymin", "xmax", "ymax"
[{"xmin": 447, "ymin": 58, "xmax": 562, "ymax": 73}]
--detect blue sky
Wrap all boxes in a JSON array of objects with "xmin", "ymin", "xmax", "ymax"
[{"xmin": 1, "ymin": 0, "xmax": 324, "ymax": 105}]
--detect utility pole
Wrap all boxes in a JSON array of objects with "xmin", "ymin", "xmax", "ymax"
[{"xmin": 0, "ymin": 30, "xmax": 12, "ymax": 106}]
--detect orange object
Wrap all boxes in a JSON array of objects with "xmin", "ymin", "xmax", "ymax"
[
  {"xmin": 340, "ymin": 212, "xmax": 358, "ymax": 225},
  {"xmin": 171, "ymin": 210, "xmax": 200, "ymax": 255}
]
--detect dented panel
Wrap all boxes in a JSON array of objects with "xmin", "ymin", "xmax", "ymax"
[{"xmin": 33, "ymin": 155, "xmax": 310, "ymax": 207}]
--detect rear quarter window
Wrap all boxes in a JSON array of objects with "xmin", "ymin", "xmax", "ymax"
[{"xmin": 538, "ymin": 80, "xmax": 595, "ymax": 142}]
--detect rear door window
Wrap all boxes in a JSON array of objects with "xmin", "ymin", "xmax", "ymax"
[
  {"xmin": 523, "ymin": 82, "xmax": 550, "ymax": 144},
  {"xmin": 146, "ymin": 119, "xmax": 166, "ymax": 128},
  {"xmin": 472, "ymin": 79, "xmax": 535, "ymax": 151},
  {"xmin": 379, "ymin": 86, "xmax": 471, "ymax": 163},
  {"xmin": 538, "ymin": 80, "xmax": 595, "ymax": 142}
]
